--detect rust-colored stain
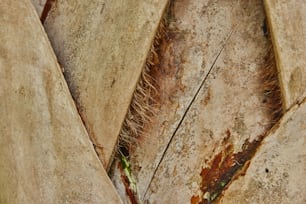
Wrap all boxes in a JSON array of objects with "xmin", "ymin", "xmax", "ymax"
[
  {"xmin": 191, "ymin": 40, "xmax": 283, "ymax": 203},
  {"xmin": 194, "ymin": 130, "xmax": 264, "ymax": 204},
  {"xmin": 201, "ymin": 88, "xmax": 211, "ymax": 106},
  {"xmin": 191, "ymin": 195, "xmax": 200, "ymax": 204},
  {"xmin": 118, "ymin": 162, "xmax": 139, "ymax": 204}
]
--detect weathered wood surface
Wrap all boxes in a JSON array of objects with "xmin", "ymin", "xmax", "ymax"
[
  {"xmin": 264, "ymin": 0, "xmax": 306, "ymax": 109},
  {"xmin": 220, "ymin": 99, "xmax": 306, "ymax": 204},
  {"xmin": 129, "ymin": 0, "xmax": 250, "ymax": 198},
  {"xmin": 110, "ymin": 0, "xmax": 277, "ymax": 202},
  {"xmin": 142, "ymin": 1, "xmax": 273, "ymax": 203},
  {"xmin": 30, "ymin": 0, "xmax": 46, "ymax": 16},
  {"xmin": 0, "ymin": 1, "xmax": 122, "ymax": 203},
  {"xmin": 43, "ymin": 0, "xmax": 169, "ymax": 167}
]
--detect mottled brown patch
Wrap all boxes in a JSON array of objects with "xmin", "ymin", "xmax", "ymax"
[
  {"xmin": 191, "ymin": 195, "xmax": 200, "ymax": 204},
  {"xmin": 201, "ymin": 88, "xmax": 211, "ymax": 106},
  {"xmin": 118, "ymin": 162, "xmax": 139, "ymax": 204},
  {"xmin": 193, "ymin": 132, "xmax": 264, "ymax": 204}
]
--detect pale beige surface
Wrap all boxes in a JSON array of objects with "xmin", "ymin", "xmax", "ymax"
[
  {"xmin": 107, "ymin": 0, "xmax": 306, "ymax": 203},
  {"xmin": 43, "ymin": 0, "xmax": 169, "ymax": 167},
  {"xmin": 0, "ymin": 1, "xmax": 122, "ymax": 203},
  {"xmin": 30, "ymin": 0, "xmax": 46, "ymax": 16},
  {"xmin": 142, "ymin": 1, "xmax": 272, "ymax": 203},
  {"xmin": 109, "ymin": 0, "xmax": 276, "ymax": 202},
  {"xmin": 264, "ymin": 0, "xmax": 306, "ymax": 109},
  {"xmin": 128, "ymin": 0, "xmax": 251, "ymax": 199},
  {"xmin": 220, "ymin": 99, "xmax": 306, "ymax": 204}
]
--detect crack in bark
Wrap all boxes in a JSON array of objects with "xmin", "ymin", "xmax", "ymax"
[
  {"xmin": 41, "ymin": 0, "xmax": 56, "ymax": 23},
  {"xmin": 143, "ymin": 28, "xmax": 236, "ymax": 200}
]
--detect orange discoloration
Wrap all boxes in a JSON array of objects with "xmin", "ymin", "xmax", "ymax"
[
  {"xmin": 191, "ymin": 195, "xmax": 200, "ymax": 204},
  {"xmin": 194, "ymin": 131, "xmax": 264, "ymax": 204}
]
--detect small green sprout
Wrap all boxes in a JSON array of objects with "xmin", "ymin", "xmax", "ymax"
[
  {"xmin": 120, "ymin": 154, "xmax": 137, "ymax": 193},
  {"xmin": 210, "ymin": 192, "xmax": 219, "ymax": 201},
  {"xmin": 220, "ymin": 180, "xmax": 226, "ymax": 187}
]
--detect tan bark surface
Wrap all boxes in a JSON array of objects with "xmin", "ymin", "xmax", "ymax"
[
  {"xmin": 0, "ymin": 1, "xmax": 122, "ymax": 203},
  {"xmin": 220, "ymin": 99, "xmax": 306, "ymax": 203},
  {"xmin": 30, "ymin": 0, "xmax": 46, "ymax": 16},
  {"xmin": 130, "ymin": 0, "xmax": 259, "ymax": 198},
  {"xmin": 43, "ymin": 0, "xmax": 169, "ymax": 168},
  {"xmin": 141, "ymin": 1, "xmax": 273, "ymax": 202},
  {"xmin": 110, "ymin": 0, "xmax": 281, "ymax": 202},
  {"xmin": 264, "ymin": 0, "xmax": 306, "ymax": 109}
]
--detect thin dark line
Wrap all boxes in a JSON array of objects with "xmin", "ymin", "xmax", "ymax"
[{"xmin": 143, "ymin": 29, "xmax": 235, "ymax": 199}]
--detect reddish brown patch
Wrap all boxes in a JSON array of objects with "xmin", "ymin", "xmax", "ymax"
[
  {"xmin": 191, "ymin": 195, "xmax": 200, "ymax": 204},
  {"xmin": 131, "ymin": 16, "xmax": 184, "ymax": 149},
  {"xmin": 118, "ymin": 162, "xmax": 139, "ymax": 204},
  {"xmin": 126, "ymin": 21, "xmax": 172, "ymax": 151},
  {"xmin": 193, "ymin": 131, "xmax": 264, "ymax": 204},
  {"xmin": 149, "ymin": 30, "xmax": 179, "ymax": 105},
  {"xmin": 222, "ymin": 129, "xmax": 231, "ymax": 145},
  {"xmin": 201, "ymin": 88, "xmax": 211, "ymax": 106}
]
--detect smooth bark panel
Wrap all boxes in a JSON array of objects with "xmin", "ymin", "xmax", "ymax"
[
  {"xmin": 220, "ymin": 99, "xmax": 306, "ymax": 203},
  {"xmin": 0, "ymin": 1, "xmax": 122, "ymax": 203},
  {"xmin": 43, "ymin": 0, "xmax": 169, "ymax": 167},
  {"xmin": 264, "ymin": 0, "xmax": 306, "ymax": 109}
]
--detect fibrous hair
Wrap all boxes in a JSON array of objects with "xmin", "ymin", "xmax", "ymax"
[{"xmin": 118, "ymin": 19, "xmax": 167, "ymax": 149}]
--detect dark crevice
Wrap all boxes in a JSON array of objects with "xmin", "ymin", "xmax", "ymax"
[
  {"xmin": 41, "ymin": 0, "xmax": 56, "ymax": 23},
  {"xmin": 119, "ymin": 146, "xmax": 130, "ymax": 158}
]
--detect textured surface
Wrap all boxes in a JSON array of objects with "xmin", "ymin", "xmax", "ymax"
[
  {"xmin": 43, "ymin": 0, "xmax": 169, "ymax": 167},
  {"xmin": 143, "ymin": 1, "xmax": 272, "ymax": 203},
  {"xmin": 0, "ymin": 1, "xmax": 122, "ymax": 203},
  {"xmin": 220, "ymin": 99, "xmax": 306, "ymax": 204},
  {"xmin": 128, "ymin": 0, "xmax": 249, "ymax": 199},
  {"xmin": 109, "ymin": 0, "xmax": 278, "ymax": 202},
  {"xmin": 264, "ymin": 0, "xmax": 306, "ymax": 109}
]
